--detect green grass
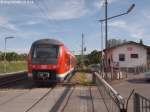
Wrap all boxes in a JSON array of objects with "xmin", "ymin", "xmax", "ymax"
[
  {"xmin": 0, "ymin": 61, "xmax": 27, "ymax": 74},
  {"xmin": 77, "ymin": 72, "xmax": 93, "ymax": 85}
]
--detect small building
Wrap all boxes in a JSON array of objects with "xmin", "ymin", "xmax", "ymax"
[{"xmin": 104, "ymin": 41, "xmax": 150, "ymax": 71}]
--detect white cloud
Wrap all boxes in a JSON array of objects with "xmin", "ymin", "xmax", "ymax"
[
  {"xmin": 109, "ymin": 20, "xmax": 150, "ymax": 39},
  {"xmin": 0, "ymin": 16, "xmax": 18, "ymax": 31},
  {"xmin": 0, "ymin": 0, "xmax": 89, "ymax": 26},
  {"xmin": 7, "ymin": 48, "xmax": 28, "ymax": 53},
  {"xmin": 43, "ymin": 0, "xmax": 88, "ymax": 20},
  {"xmin": 0, "ymin": 16, "xmax": 8, "ymax": 24},
  {"xmin": 94, "ymin": 0, "xmax": 105, "ymax": 10},
  {"xmin": 26, "ymin": 20, "xmax": 40, "ymax": 25},
  {"xmin": 109, "ymin": 20, "xmax": 126, "ymax": 28},
  {"xmin": 94, "ymin": 0, "xmax": 120, "ymax": 10},
  {"xmin": 143, "ymin": 12, "xmax": 150, "ymax": 20}
]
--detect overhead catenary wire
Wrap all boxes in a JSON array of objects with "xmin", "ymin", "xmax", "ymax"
[
  {"xmin": 42, "ymin": 0, "xmax": 50, "ymax": 14},
  {"xmin": 33, "ymin": 0, "xmax": 65, "ymax": 35},
  {"xmin": 33, "ymin": 0, "xmax": 49, "ymax": 18}
]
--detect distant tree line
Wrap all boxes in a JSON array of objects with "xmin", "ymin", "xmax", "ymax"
[
  {"xmin": 76, "ymin": 50, "xmax": 101, "ymax": 67},
  {"xmin": 107, "ymin": 39, "xmax": 127, "ymax": 48},
  {"xmin": 87, "ymin": 50, "xmax": 101, "ymax": 65},
  {"xmin": 0, "ymin": 51, "xmax": 27, "ymax": 62}
]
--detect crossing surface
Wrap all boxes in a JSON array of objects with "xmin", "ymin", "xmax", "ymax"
[{"xmin": 0, "ymin": 86, "xmax": 107, "ymax": 112}]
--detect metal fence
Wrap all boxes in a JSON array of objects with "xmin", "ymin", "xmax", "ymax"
[
  {"xmin": 100, "ymin": 69, "xmax": 127, "ymax": 82},
  {"xmin": 98, "ymin": 65, "xmax": 128, "ymax": 82},
  {"xmin": 134, "ymin": 93, "xmax": 150, "ymax": 112},
  {"xmin": 93, "ymin": 72, "xmax": 126, "ymax": 112}
]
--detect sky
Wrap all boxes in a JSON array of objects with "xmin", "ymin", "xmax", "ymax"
[{"xmin": 0, "ymin": 0, "xmax": 149, "ymax": 54}]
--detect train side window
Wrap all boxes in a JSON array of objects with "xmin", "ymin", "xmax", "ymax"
[
  {"xmin": 33, "ymin": 48, "xmax": 37, "ymax": 58},
  {"xmin": 68, "ymin": 56, "xmax": 71, "ymax": 65},
  {"xmin": 70, "ymin": 56, "xmax": 72, "ymax": 65},
  {"xmin": 66, "ymin": 53, "xmax": 71, "ymax": 65},
  {"xmin": 58, "ymin": 47, "xmax": 61, "ymax": 57}
]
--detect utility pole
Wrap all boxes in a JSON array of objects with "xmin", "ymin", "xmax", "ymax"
[
  {"xmin": 105, "ymin": 0, "xmax": 108, "ymax": 49},
  {"xmin": 82, "ymin": 33, "xmax": 84, "ymax": 57},
  {"xmin": 4, "ymin": 36, "xmax": 15, "ymax": 73},
  {"xmin": 81, "ymin": 33, "xmax": 84, "ymax": 69},
  {"xmin": 104, "ymin": 0, "xmax": 108, "ymax": 77},
  {"xmin": 4, "ymin": 38, "xmax": 6, "ymax": 73},
  {"xmin": 100, "ymin": 1, "xmax": 135, "ymax": 49},
  {"xmin": 99, "ymin": 1, "xmax": 135, "ymax": 77}
]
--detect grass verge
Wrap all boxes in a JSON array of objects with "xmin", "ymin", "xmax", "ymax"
[
  {"xmin": 0, "ymin": 61, "xmax": 27, "ymax": 74},
  {"xmin": 71, "ymin": 72, "xmax": 93, "ymax": 85}
]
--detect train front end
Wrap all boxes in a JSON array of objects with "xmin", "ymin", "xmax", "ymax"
[{"xmin": 27, "ymin": 39, "xmax": 63, "ymax": 83}]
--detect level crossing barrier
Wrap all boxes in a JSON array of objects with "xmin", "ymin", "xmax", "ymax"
[{"xmin": 93, "ymin": 72, "xmax": 127, "ymax": 112}]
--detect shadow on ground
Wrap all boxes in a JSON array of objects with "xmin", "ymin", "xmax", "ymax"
[
  {"xmin": 0, "ymin": 79, "xmax": 56, "ymax": 90},
  {"xmin": 127, "ymin": 78, "xmax": 150, "ymax": 84}
]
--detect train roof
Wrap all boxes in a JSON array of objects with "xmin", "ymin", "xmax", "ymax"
[{"xmin": 32, "ymin": 39, "xmax": 64, "ymax": 46}]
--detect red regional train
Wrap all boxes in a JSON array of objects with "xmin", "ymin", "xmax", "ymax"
[{"xmin": 27, "ymin": 39, "xmax": 76, "ymax": 83}]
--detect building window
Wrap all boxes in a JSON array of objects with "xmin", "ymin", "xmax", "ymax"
[
  {"xmin": 131, "ymin": 54, "xmax": 138, "ymax": 58},
  {"xmin": 119, "ymin": 54, "xmax": 125, "ymax": 61}
]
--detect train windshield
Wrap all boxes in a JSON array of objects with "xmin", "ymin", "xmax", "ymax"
[
  {"xmin": 33, "ymin": 45, "xmax": 59, "ymax": 59},
  {"xmin": 31, "ymin": 44, "xmax": 59, "ymax": 64}
]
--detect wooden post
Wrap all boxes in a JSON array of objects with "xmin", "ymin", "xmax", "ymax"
[
  {"xmin": 111, "ymin": 66, "xmax": 113, "ymax": 80},
  {"xmin": 92, "ymin": 73, "xmax": 96, "ymax": 84},
  {"xmin": 126, "ymin": 68, "xmax": 128, "ymax": 78}
]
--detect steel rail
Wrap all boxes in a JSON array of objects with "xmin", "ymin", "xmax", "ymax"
[
  {"xmin": 0, "ymin": 72, "xmax": 27, "ymax": 87},
  {"xmin": 60, "ymin": 86, "xmax": 75, "ymax": 112},
  {"xmin": 89, "ymin": 87, "xmax": 95, "ymax": 112},
  {"xmin": 24, "ymin": 86, "xmax": 55, "ymax": 112}
]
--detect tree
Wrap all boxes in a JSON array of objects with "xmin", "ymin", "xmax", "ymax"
[
  {"xmin": 107, "ymin": 39, "xmax": 127, "ymax": 48},
  {"xmin": 6, "ymin": 52, "xmax": 18, "ymax": 62},
  {"xmin": 87, "ymin": 50, "xmax": 101, "ymax": 64},
  {"xmin": 139, "ymin": 39, "xmax": 143, "ymax": 44},
  {"xmin": 0, "ymin": 51, "xmax": 27, "ymax": 61}
]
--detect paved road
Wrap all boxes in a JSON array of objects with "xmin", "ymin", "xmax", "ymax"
[
  {"xmin": 112, "ymin": 73, "xmax": 150, "ymax": 112},
  {"xmin": 0, "ymin": 86, "xmax": 107, "ymax": 112}
]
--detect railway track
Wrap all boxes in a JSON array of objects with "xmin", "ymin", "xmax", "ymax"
[
  {"xmin": 0, "ymin": 72, "xmax": 98, "ymax": 112},
  {"xmin": 89, "ymin": 87, "xmax": 95, "ymax": 112},
  {"xmin": 58, "ymin": 86, "xmax": 75, "ymax": 112},
  {"xmin": 0, "ymin": 72, "xmax": 28, "ymax": 87},
  {"xmin": 22, "ymin": 73, "xmax": 76, "ymax": 112},
  {"xmin": 0, "ymin": 71, "xmax": 77, "ymax": 88},
  {"xmin": 22, "ymin": 83, "xmax": 75, "ymax": 112},
  {"xmin": 24, "ymin": 86, "xmax": 55, "ymax": 112}
]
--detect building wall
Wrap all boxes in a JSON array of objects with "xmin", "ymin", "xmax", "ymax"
[{"xmin": 108, "ymin": 44, "xmax": 147, "ymax": 68}]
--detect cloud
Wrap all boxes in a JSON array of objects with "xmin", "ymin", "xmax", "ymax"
[
  {"xmin": 7, "ymin": 48, "xmax": 28, "ymax": 53},
  {"xmin": 34, "ymin": 0, "xmax": 89, "ymax": 20},
  {"xmin": 0, "ymin": 16, "xmax": 18, "ymax": 31},
  {"xmin": 109, "ymin": 20, "xmax": 150, "ymax": 39},
  {"xmin": 109, "ymin": 20, "xmax": 126, "ymax": 28},
  {"xmin": 26, "ymin": 20, "xmax": 41, "ymax": 25},
  {"xmin": 143, "ymin": 11, "xmax": 150, "ymax": 20},
  {"xmin": 0, "ymin": 0, "xmax": 89, "ymax": 27},
  {"xmin": 93, "ymin": 0, "xmax": 105, "ymax": 10},
  {"xmin": 31, "ymin": 0, "xmax": 88, "ymax": 20},
  {"xmin": 93, "ymin": 0, "xmax": 120, "ymax": 10}
]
